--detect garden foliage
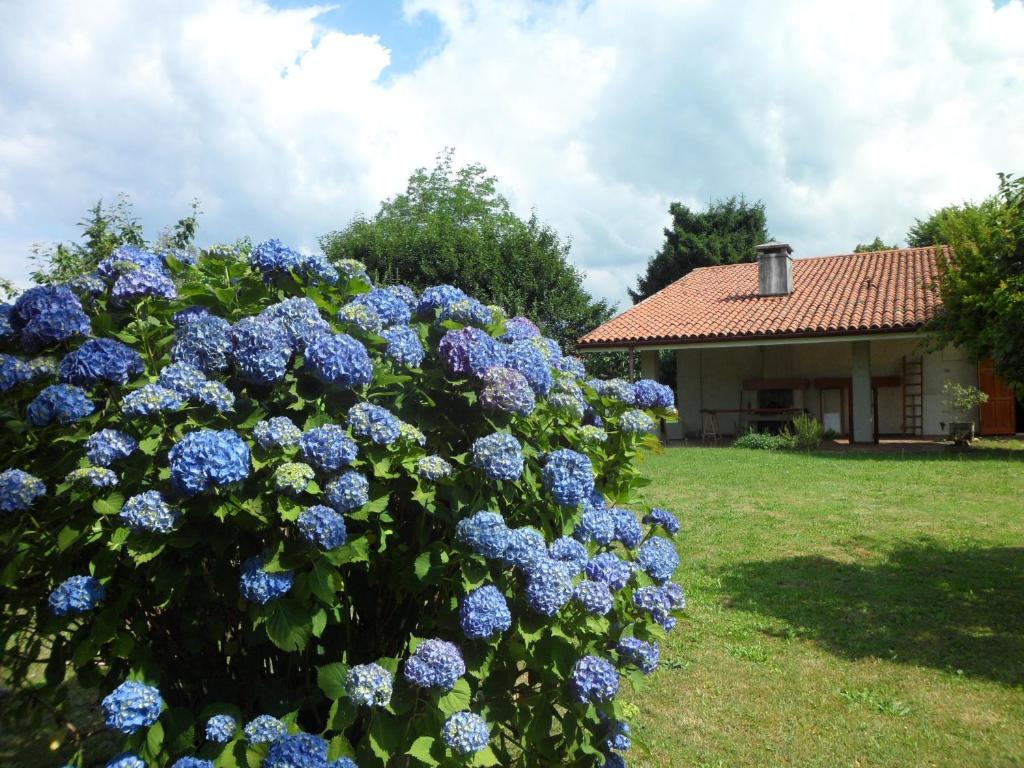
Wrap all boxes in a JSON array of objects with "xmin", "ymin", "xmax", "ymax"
[{"xmin": 0, "ymin": 238, "xmax": 683, "ymax": 768}]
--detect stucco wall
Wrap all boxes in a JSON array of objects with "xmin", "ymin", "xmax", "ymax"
[{"xmin": 673, "ymin": 336, "xmax": 978, "ymax": 438}]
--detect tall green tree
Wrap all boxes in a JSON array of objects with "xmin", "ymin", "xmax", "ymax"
[
  {"xmin": 907, "ymin": 199, "xmax": 998, "ymax": 248},
  {"xmin": 320, "ymin": 150, "xmax": 619, "ymax": 368},
  {"xmin": 928, "ymin": 173, "xmax": 1024, "ymax": 391},
  {"xmin": 629, "ymin": 196, "xmax": 768, "ymax": 302},
  {"xmin": 853, "ymin": 236, "xmax": 899, "ymax": 252}
]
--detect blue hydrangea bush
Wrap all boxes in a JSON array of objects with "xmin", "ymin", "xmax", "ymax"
[{"xmin": 0, "ymin": 240, "xmax": 682, "ymax": 768}]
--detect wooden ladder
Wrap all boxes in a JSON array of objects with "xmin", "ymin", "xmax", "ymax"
[{"xmin": 901, "ymin": 356, "xmax": 924, "ymax": 436}]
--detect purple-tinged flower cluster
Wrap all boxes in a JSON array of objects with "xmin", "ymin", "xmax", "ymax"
[
  {"xmin": 337, "ymin": 302, "xmax": 383, "ymax": 335},
  {"xmin": 244, "ymin": 715, "xmax": 287, "ymax": 743},
  {"xmin": 301, "ymin": 425, "xmax": 358, "ymax": 472},
  {"xmin": 11, "ymin": 285, "xmax": 91, "ymax": 352},
  {"xmin": 346, "ymin": 663, "xmax": 393, "ymax": 707},
  {"xmin": 66, "ymin": 466, "xmax": 118, "ymax": 490},
  {"xmin": 570, "ymin": 656, "xmax": 619, "ymax": 703},
  {"xmin": 169, "ymin": 429, "xmax": 250, "ymax": 496},
  {"xmin": 643, "ymin": 507, "xmax": 680, "ymax": 535},
  {"xmin": 440, "ymin": 298, "xmax": 492, "ymax": 326},
  {"xmin": 348, "ymin": 402, "xmax": 401, "ymax": 445},
  {"xmin": 637, "ymin": 537, "xmax": 679, "ymax": 582},
  {"xmin": 48, "ymin": 575, "xmax": 105, "ymax": 616},
  {"xmin": 27, "ymin": 384, "xmax": 95, "ymax": 426},
  {"xmin": 617, "ymin": 637, "xmax": 660, "ymax": 674},
  {"xmin": 265, "ymin": 733, "xmax": 329, "ymax": 768},
  {"xmin": 274, "ymin": 462, "xmax": 315, "ymax": 495},
  {"xmin": 479, "ymin": 366, "xmax": 535, "ymax": 415},
  {"xmin": 404, "ymin": 639, "xmax": 466, "ymax": 690},
  {"xmin": 112, "ymin": 269, "xmax": 177, "ymax": 302},
  {"xmin": 381, "ymin": 325, "xmax": 425, "ymax": 367},
  {"xmin": 205, "ymin": 714, "xmax": 238, "ymax": 743},
  {"xmin": 172, "ymin": 315, "xmax": 232, "ymax": 373},
  {"xmin": 438, "ymin": 328, "xmax": 504, "ymax": 378},
  {"xmin": 416, "ymin": 455, "xmax": 453, "ymax": 481},
  {"xmin": 59, "ymin": 339, "xmax": 144, "ymax": 387},
  {"xmin": 442, "ymin": 711, "xmax": 490, "ymax": 755},
  {"xmin": 101, "ymin": 680, "xmax": 164, "ymax": 735},
  {"xmin": 304, "ymin": 332, "xmax": 374, "ymax": 389},
  {"xmin": 120, "ymin": 491, "xmax": 180, "ymax": 533},
  {"xmin": 416, "ymin": 284, "xmax": 468, "ymax": 317},
  {"xmin": 0, "ymin": 468, "xmax": 46, "ymax": 512},
  {"xmin": 231, "ymin": 317, "xmax": 293, "ymax": 385},
  {"xmin": 240, "ymin": 556, "xmax": 293, "ymax": 604},
  {"xmin": 470, "ymin": 432, "xmax": 523, "ymax": 481},
  {"xmin": 500, "ymin": 316, "xmax": 540, "ymax": 342},
  {"xmin": 632, "ymin": 586, "xmax": 678, "ymax": 631},
  {"xmin": 121, "ymin": 384, "xmax": 183, "ymax": 417},
  {"xmin": 352, "ymin": 287, "xmax": 412, "ymax": 327},
  {"xmin": 574, "ymin": 579, "xmax": 614, "ymax": 615},
  {"xmin": 297, "ymin": 504, "xmax": 348, "ymax": 550},
  {"xmin": 585, "ymin": 553, "xmax": 635, "ymax": 591},
  {"xmin": 260, "ymin": 297, "xmax": 330, "ymax": 350},
  {"xmin": 543, "ymin": 449, "xmax": 594, "ymax": 507},
  {"xmin": 254, "ymin": 416, "xmax": 302, "ymax": 449},
  {"xmin": 620, "ymin": 408, "xmax": 656, "ymax": 434},
  {"xmin": 525, "ymin": 559, "xmax": 574, "ymax": 616},
  {"xmin": 504, "ymin": 340, "xmax": 553, "ymax": 396},
  {"xmin": 456, "ymin": 511, "xmax": 510, "ymax": 560},
  {"xmin": 97, "ymin": 245, "xmax": 168, "ymax": 280},
  {"xmin": 325, "ymin": 471, "xmax": 369, "ymax": 513},
  {"xmin": 460, "ymin": 585, "xmax": 511, "ymax": 640},
  {"xmin": 633, "ymin": 379, "xmax": 675, "ymax": 409}
]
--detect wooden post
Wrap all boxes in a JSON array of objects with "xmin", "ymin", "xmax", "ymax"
[{"xmin": 628, "ymin": 347, "xmax": 635, "ymax": 380}]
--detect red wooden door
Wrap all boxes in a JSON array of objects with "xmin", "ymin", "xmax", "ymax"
[{"xmin": 978, "ymin": 359, "xmax": 1017, "ymax": 435}]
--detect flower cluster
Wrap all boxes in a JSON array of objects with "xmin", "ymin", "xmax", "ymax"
[
  {"xmin": 348, "ymin": 402, "xmax": 401, "ymax": 445},
  {"xmin": 416, "ymin": 455, "xmax": 452, "ymax": 481},
  {"xmin": 120, "ymin": 491, "xmax": 180, "ymax": 533},
  {"xmin": 325, "ymin": 471, "xmax": 368, "ymax": 513},
  {"xmin": 169, "ymin": 429, "xmax": 250, "ymax": 496},
  {"xmin": 121, "ymin": 384, "xmax": 183, "ymax": 417},
  {"xmin": 300, "ymin": 425, "xmax": 358, "ymax": 472},
  {"xmin": 27, "ymin": 384, "xmax": 95, "ymax": 426},
  {"xmin": 416, "ymin": 284, "xmax": 468, "ymax": 316},
  {"xmin": 111, "ymin": 269, "xmax": 177, "ymax": 302},
  {"xmin": 337, "ymin": 302, "xmax": 383, "ymax": 334},
  {"xmin": 352, "ymin": 287, "xmax": 412, "ymax": 326},
  {"xmin": 439, "ymin": 327, "xmax": 504, "ymax": 378},
  {"xmin": 504, "ymin": 340, "xmax": 552, "ymax": 396},
  {"xmin": 381, "ymin": 325, "xmax": 425, "ymax": 367},
  {"xmin": 239, "ymin": 556, "xmax": 294, "ymax": 604},
  {"xmin": 0, "ymin": 468, "xmax": 45, "ymax": 512},
  {"xmin": 66, "ymin": 466, "xmax": 118, "ymax": 490},
  {"xmin": 204, "ymin": 714, "xmax": 238, "ymax": 743},
  {"xmin": 633, "ymin": 378, "xmax": 675, "ymax": 408},
  {"xmin": 101, "ymin": 681, "xmax": 164, "ymax": 735},
  {"xmin": 346, "ymin": 663, "xmax": 393, "ymax": 707},
  {"xmin": 643, "ymin": 507, "xmax": 681, "ymax": 535},
  {"xmin": 442, "ymin": 711, "xmax": 490, "ymax": 755},
  {"xmin": 460, "ymin": 585, "xmax": 511, "ymax": 639},
  {"xmin": 10, "ymin": 285, "xmax": 91, "ymax": 351},
  {"xmin": 244, "ymin": 715, "xmax": 287, "ymax": 743},
  {"xmin": 260, "ymin": 297, "xmax": 330, "ymax": 350},
  {"xmin": 274, "ymin": 462, "xmax": 316, "ymax": 495},
  {"xmin": 305, "ymin": 332, "xmax": 374, "ymax": 389},
  {"xmin": 172, "ymin": 315, "xmax": 232, "ymax": 373},
  {"xmin": 617, "ymin": 637, "xmax": 660, "ymax": 674},
  {"xmin": 254, "ymin": 416, "xmax": 303, "ymax": 449},
  {"xmin": 500, "ymin": 316, "xmax": 540, "ymax": 342},
  {"xmin": 542, "ymin": 449, "xmax": 595, "ymax": 507},
  {"xmin": 570, "ymin": 655, "xmax": 619, "ymax": 703},
  {"xmin": 470, "ymin": 432, "xmax": 523, "ymax": 481},
  {"xmin": 637, "ymin": 536, "xmax": 680, "ymax": 582},
  {"xmin": 58, "ymin": 339, "xmax": 144, "ymax": 387},
  {"xmin": 297, "ymin": 505, "xmax": 348, "ymax": 550},
  {"xmin": 48, "ymin": 575, "xmax": 105, "ymax": 616},
  {"xmin": 230, "ymin": 317, "xmax": 293, "ymax": 385},
  {"xmin": 403, "ymin": 639, "xmax": 466, "ymax": 690},
  {"xmin": 620, "ymin": 408, "xmax": 656, "ymax": 434}
]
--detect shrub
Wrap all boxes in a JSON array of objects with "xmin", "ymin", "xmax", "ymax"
[
  {"xmin": 0, "ymin": 240, "xmax": 683, "ymax": 767},
  {"xmin": 788, "ymin": 413, "xmax": 824, "ymax": 451},
  {"xmin": 733, "ymin": 429, "xmax": 795, "ymax": 451}
]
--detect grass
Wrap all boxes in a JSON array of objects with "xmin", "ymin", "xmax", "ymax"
[{"xmin": 627, "ymin": 438, "xmax": 1024, "ymax": 767}]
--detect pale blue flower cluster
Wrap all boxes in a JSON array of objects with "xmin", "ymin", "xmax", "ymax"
[
  {"xmin": 574, "ymin": 509, "xmax": 615, "ymax": 546},
  {"xmin": 503, "ymin": 340, "xmax": 552, "ymax": 396},
  {"xmin": 260, "ymin": 297, "xmax": 330, "ymax": 350},
  {"xmin": 574, "ymin": 579, "xmax": 613, "ymax": 615},
  {"xmin": 204, "ymin": 714, "xmax": 238, "ymax": 743},
  {"xmin": 66, "ymin": 466, "xmax": 118, "ymax": 490},
  {"xmin": 249, "ymin": 239, "xmax": 338, "ymax": 284},
  {"xmin": 416, "ymin": 455, "xmax": 452, "ymax": 481},
  {"xmin": 121, "ymin": 384, "xmax": 183, "ymax": 417},
  {"xmin": 158, "ymin": 362, "xmax": 207, "ymax": 397},
  {"xmin": 48, "ymin": 575, "xmax": 105, "ymax": 616},
  {"xmin": 403, "ymin": 639, "xmax": 465, "ymax": 690},
  {"xmin": 304, "ymin": 332, "xmax": 374, "ymax": 389},
  {"xmin": 195, "ymin": 381, "xmax": 235, "ymax": 412},
  {"xmin": 244, "ymin": 714, "xmax": 287, "ymax": 743},
  {"xmin": 27, "ymin": 384, "xmax": 95, "ymax": 426},
  {"xmin": 416, "ymin": 284, "xmax": 468, "ymax": 317},
  {"xmin": 620, "ymin": 408, "xmax": 656, "ymax": 434},
  {"xmin": 169, "ymin": 429, "xmax": 250, "ymax": 496},
  {"xmin": 346, "ymin": 663, "xmax": 393, "ymax": 707},
  {"xmin": 636, "ymin": 537, "xmax": 679, "ymax": 582},
  {"xmin": 58, "ymin": 339, "xmax": 144, "ymax": 387},
  {"xmin": 480, "ymin": 366, "xmax": 535, "ymax": 415},
  {"xmin": 460, "ymin": 585, "xmax": 511, "ymax": 640},
  {"xmin": 440, "ymin": 297, "xmax": 492, "ymax": 326},
  {"xmin": 500, "ymin": 316, "xmax": 540, "ymax": 342},
  {"xmin": 643, "ymin": 507, "xmax": 680, "ymax": 535},
  {"xmin": 352, "ymin": 287, "xmax": 412, "ymax": 327},
  {"xmin": 105, "ymin": 753, "xmax": 146, "ymax": 768},
  {"xmin": 585, "ymin": 553, "xmax": 635, "ymax": 591},
  {"xmin": 0, "ymin": 468, "xmax": 45, "ymax": 512},
  {"xmin": 297, "ymin": 505, "xmax": 348, "ymax": 550},
  {"xmin": 617, "ymin": 637, "xmax": 660, "ymax": 674},
  {"xmin": 101, "ymin": 680, "xmax": 163, "ymax": 734},
  {"xmin": 348, "ymin": 402, "xmax": 401, "ymax": 445},
  {"xmin": 120, "ymin": 491, "xmax": 180, "ymax": 533},
  {"xmin": 593, "ymin": 378, "xmax": 636, "ymax": 404},
  {"xmin": 570, "ymin": 656, "xmax": 619, "ymax": 703},
  {"xmin": 632, "ymin": 584, "xmax": 683, "ymax": 631},
  {"xmin": 470, "ymin": 432, "xmax": 523, "ymax": 481},
  {"xmin": 240, "ymin": 556, "xmax": 293, "ymax": 604},
  {"xmin": 542, "ymin": 449, "xmax": 595, "ymax": 507},
  {"xmin": 381, "ymin": 325, "xmax": 425, "ymax": 367},
  {"xmin": 265, "ymin": 733, "xmax": 329, "ymax": 768},
  {"xmin": 456, "ymin": 511, "xmax": 510, "ymax": 560},
  {"xmin": 442, "ymin": 711, "xmax": 490, "ymax": 755},
  {"xmin": 254, "ymin": 416, "xmax": 302, "ymax": 449},
  {"xmin": 524, "ymin": 558, "xmax": 574, "ymax": 617},
  {"xmin": 97, "ymin": 245, "xmax": 168, "ymax": 280},
  {"xmin": 112, "ymin": 269, "xmax": 177, "ymax": 302},
  {"xmin": 172, "ymin": 315, "xmax": 232, "ymax": 373},
  {"xmin": 610, "ymin": 508, "xmax": 644, "ymax": 549},
  {"xmin": 632, "ymin": 379, "xmax": 675, "ymax": 408},
  {"xmin": 300, "ymin": 425, "xmax": 358, "ymax": 472},
  {"xmin": 230, "ymin": 317, "xmax": 293, "ymax": 385},
  {"xmin": 337, "ymin": 302, "xmax": 383, "ymax": 334},
  {"xmin": 325, "ymin": 471, "xmax": 368, "ymax": 513},
  {"xmin": 548, "ymin": 536, "xmax": 589, "ymax": 576},
  {"xmin": 554, "ymin": 355, "xmax": 587, "ymax": 378}
]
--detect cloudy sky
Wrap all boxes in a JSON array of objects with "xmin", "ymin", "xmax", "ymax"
[{"xmin": 1, "ymin": 0, "xmax": 1022, "ymax": 308}]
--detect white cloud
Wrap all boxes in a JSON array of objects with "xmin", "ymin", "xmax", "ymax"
[{"xmin": 0, "ymin": 0, "xmax": 1022, "ymax": 308}]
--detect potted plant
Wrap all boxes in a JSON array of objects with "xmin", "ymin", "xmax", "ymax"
[{"xmin": 941, "ymin": 380, "xmax": 989, "ymax": 445}]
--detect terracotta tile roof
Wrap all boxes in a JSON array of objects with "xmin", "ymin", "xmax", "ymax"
[{"xmin": 578, "ymin": 246, "xmax": 946, "ymax": 348}]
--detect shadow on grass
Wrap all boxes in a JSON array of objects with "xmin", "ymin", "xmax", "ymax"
[{"xmin": 721, "ymin": 543, "xmax": 1024, "ymax": 685}]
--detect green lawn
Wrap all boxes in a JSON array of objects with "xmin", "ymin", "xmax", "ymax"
[{"xmin": 629, "ymin": 439, "xmax": 1024, "ymax": 768}]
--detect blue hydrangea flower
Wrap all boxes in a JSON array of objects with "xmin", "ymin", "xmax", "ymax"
[
  {"xmin": 67, "ymin": 273, "xmax": 106, "ymax": 301},
  {"xmin": 416, "ymin": 284, "xmax": 469, "ymax": 317},
  {"xmin": 26, "ymin": 355, "xmax": 57, "ymax": 379},
  {"xmin": 102, "ymin": 680, "xmax": 163, "ymax": 734},
  {"xmin": 0, "ymin": 354, "xmax": 30, "ymax": 391},
  {"xmin": 172, "ymin": 315, "xmax": 232, "ymax": 373},
  {"xmin": 337, "ymin": 302, "xmax": 383, "ymax": 335},
  {"xmin": 617, "ymin": 637, "xmax": 660, "ymax": 674},
  {"xmin": 27, "ymin": 384, "xmax": 94, "ymax": 426},
  {"xmin": 244, "ymin": 714, "xmax": 287, "ymax": 743},
  {"xmin": 205, "ymin": 714, "xmax": 238, "ymax": 743},
  {"xmin": 388, "ymin": 284, "xmax": 417, "ymax": 309},
  {"xmin": 260, "ymin": 297, "xmax": 330, "ymax": 350},
  {"xmin": 574, "ymin": 579, "xmax": 614, "ymax": 615},
  {"xmin": 503, "ymin": 340, "xmax": 553, "ymax": 396},
  {"xmin": 470, "ymin": 432, "xmax": 523, "ymax": 481},
  {"xmin": 620, "ymin": 409, "xmax": 656, "ymax": 434},
  {"xmin": 230, "ymin": 317, "xmax": 293, "ymax": 385},
  {"xmin": 381, "ymin": 325, "xmax": 425, "ymax": 367},
  {"xmin": 440, "ymin": 298, "xmax": 492, "ymax": 326},
  {"xmin": 542, "ymin": 449, "xmax": 594, "ymax": 507},
  {"xmin": 249, "ymin": 238, "xmax": 303, "ymax": 274},
  {"xmin": 438, "ymin": 328, "xmax": 505, "ymax": 378},
  {"xmin": 663, "ymin": 581, "xmax": 686, "ymax": 610},
  {"xmin": 105, "ymin": 753, "xmax": 146, "ymax": 768},
  {"xmin": 636, "ymin": 537, "xmax": 679, "ymax": 582},
  {"xmin": 456, "ymin": 511, "xmax": 510, "ymax": 560},
  {"xmin": 325, "ymin": 471, "xmax": 368, "ymax": 513},
  {"xmin": 348, "ymin": 402, "xmax": 401, "ymax": 445},
  {"xmin": 574, "ymin": 509, "xmax": 616, "ymax": 546},
  {"xmin": 416, "ymin": 455, "xmax": 453, "ymax": 481},
  {"xmin": 97, "ymin": 245, "xmax": 168, "ymax": 280},
  {"xmin": 591, "ymin": 378, "xmax": 636, "ymax": 404},
  {"xmin": 112, "ymin": 269, "xmax": 177, "ymax": 302},
  {"xmin": 528, "ymin": 336, "xmax": 562, "ymax": 362},
  {"xmin": 579, "ymin": 426, "xmax": 609, "ymax": 444},
  {"xmin": 352, "ymin": 287, "xmax": 412, "ymax": 327},
  {"xmin": 460, "ymin": 585, "xmax": 511, "ymax": 640},
  {"xmin": 403, "ymin": 639, "xmax": 466, "ymax": 691},
  {"xmin": 169, "ymin": 429, "xmax": 250, "ymax": 496},
  {"xmin": 48, "ymin": 575, "xmax": 105, "ymax": 616},
  {"xmin": 503, "ymin": 527, "xmax": 547, "ymax": 570},
  {"xmin": 570, "ymin": 656, "xmax": 619, "ymax": 703},
  {"xmin": 525, "ymin": 559, "xmax": 574, "ymax": 617},
  {"xmin": 300, "ymin": 425, "xmax": 358, "ymax": 472},
  {"xmin": 265, "ymin": 733, "xmax": 329, "ymax": 768},
  {"xmin": 398, "ymin": 422, "xmax": 426, "ymax": 446},
  {"xmin": 121, "ymin": 384, "xmax": 183, "ymax": 417},
  {"xmin": 548, "ymin": 536, "xmax": 589, "ymax": 576},
  {"xmin": 330, "ymin": 759, "xmax": 358, "ymax": 768},
  {"xmin": 346, "ymin": 663, "xmax": 393, "ymax": 707},
  {"xmin": 0, "ymin": 303, "xmax": 12, "ymax": 338},
  {"xmin": 58, "ymin": 339, "xmax": 144, "ymax": 387},
  {"xmin": 274, "ymin": 462, "xmax": 316, "ymax": 495},
  {"xmin": 300, "ymin": 252, "xmax": 339, "ymax": 284},
  {"xmin": 586, "ymin": 488, "xmax": 608, "ymax": 512},
  {"xmin": 173, "ymin": 306, "xmax": 210, "ymax": 326},
  {"xmin": 500, "ymin": 316, "xmax": 541, "ymax": 342},
  {"xmin": 632, "ymin": 586, "xmax": 676, "ymax": 631},
  {"xmin": 253, "ymin": 416, "xmax": 302, "ymax": 449},
  {"xmin": 240, "ymin": 556, "xmax": 293, "ymax": 604},
  {"xmin": 171, "ymin": 758, "xmax": 213, "ymax": 768},
  {"xmin": 643, "ymin": 508, "xmax": 680, "ymax": 535},
  {"xmin": 606, "ymin": 720, "xmax": 632, "ymax": 751},
  {"xmin": 0, "ymin": 468, "xmax": 45, "ymax": 512},
  {"xmin": 155, "ymin": 245, "xmax": 197, "ymax": 267},
  {"xmin": 547, "ymin": 391, "xmax": 585, "ymax": 420},
  {"xmin": 479, "ymin": 367, "xmax": 535, "ymax": 416},
  {"xmin": 297, "ymin": 504, "xmax": 348, "ymax": 550},
  {"xmin": 304, "ymin": 332, "xmax": 374, "ymax": 389},
  {"xmin": 196, "ymin": 380, "xmax": 235, "ymax": 412},
  {"xmin": 65, "ymin": 466, "xmax": 118, "ymax": 490},
  {"xmin": 585, "ymin": 553, "xmax": 635, "ymax": 591},
  {"xmin": 555, "ymin": 355, "xmax": 587, "ymax": 378},
  {"xmin": 157, "ymin": 362, "xmax": 207, "ymax": 397},
  {"xmin": 610, "ymin": 508, "xmax": 644, "ymax": 549},
  {"xmin": 335, "ymin": 258, "xmax": 371, "ymax": 282},
  {"xmin": 442, "ymin": 711, "xmax": 490, "ymax": 755},
  {"xmin": 633, "ymin": 379, "xmax": 675, "ymax": 408},
  {"xmin": 120, "ymin": 490, "xmax": 180, "ymax": 533},
  {"xmin": 11, "ymin": 285, "xmax": 91, "ymax": 352}
]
